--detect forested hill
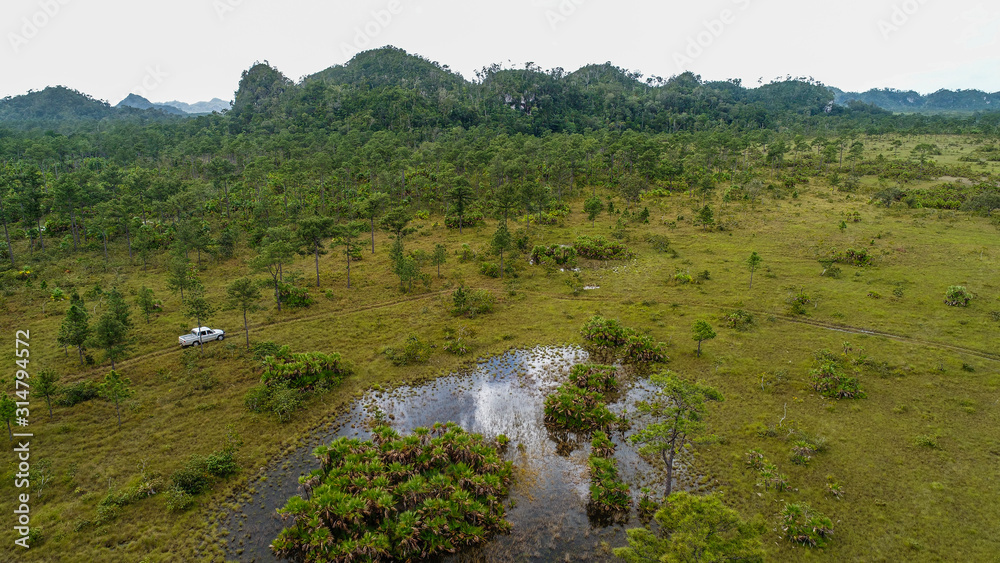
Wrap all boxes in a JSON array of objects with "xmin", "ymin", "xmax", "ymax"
[
  {"xmin": 1, "ymin": 47, "xmax": 885, "ymax": 137},
  {"xmin": 0, "ymin": 86, "xmax": 184, "ymax": 129}
]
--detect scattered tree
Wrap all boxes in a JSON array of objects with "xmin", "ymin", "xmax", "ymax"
[
  {"xmin": 58, "ymin": 303, "xmax": 90, "ymax": 364},
  {"xmin": 584, "ymin": 194, "xmax": 604, "ymax": 225},
  {"xmin": 35, "ymin": 369, "xmax": 61, "ymax": 417},
  {"xmin": 432, "ymin": 243, "xmax": 447, "ymax": 278},
  {"xmin": 91, "ymin": 288, "xmax": 134, "ymax": 369},
  {"xmin": 98, "ymin": 370, "xmax": 134, "ymax": 429},
  {"xmin": 226, "ymin": 277, "xmax": 263, "ymax": 350},
  {"xmin": 692, "ymin": 320, "xmax": 717, "ymax": 357},
  {"xmin": 135, "ymin": 286, "xmax": 159, "ymax": 324},
  {"xmin": 630, "ymin": 372, "xmax": 723, "ymax": 496}
]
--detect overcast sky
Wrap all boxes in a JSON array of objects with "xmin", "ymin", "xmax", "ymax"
[{"xmin": 2, "ymin": 0, "xmax": 998, "ymax": 104}]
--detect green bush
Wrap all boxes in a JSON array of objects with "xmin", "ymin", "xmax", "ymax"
[
  {"xmin": 944, "ymin": 285, "xmax": 972, "ymax": 307},
  {"xmin": 723, "ymin": 309, "xmax": 755, "ymax": 331},
  {"xmin": 250, "ymin": 341, "xmax": 287, "ymax": 362},
  {"xmin": 580, "ymin": 316, "xmax": 667, "ymax": 366},
  {"xmin": 530, "ymin": 244, "xmax": 577, "ymax": 267},
  {"xmin": 574, "ymin": 235, "xmax": 634, "ymax": 260},
  {"xmin": 479, "ymin": 261, "xmax": 501, "ymax": 278},
  {"xmin": 276, "ymin": 282, "xmax": 314, "ymax": 308},
  {"xmin": 833, "ymin": 248, "xmax": 872, "ymax": 267},
  {"xmin": 810, "ymin": 358, "xmax": 866, "ymax": 399},
  {"xmin": 260, "ymin": 351, "xmax": 352, "ymax": 389},
  {"xmin": 451, "ymin": 286, "xmax": 496, "ymax": 318},
  {"xmin": 445, "ymin": 210, "xmax": 485, "ymax": 229},
  {"xmin": 781, "ymin": 503, "xmax": 834, "ymax": 548},
  {"xmin": 57, "ymin": 381, "xmax": 100, "ymax": 407},
  {"xmin": 588, "ymin": 455, "xmax": 631, "ymax": 513},
  {"xmin": 271, "ymin": 423, "xmax": 513, "ymax": 561},
  {"xmin": 568, "ymin": 364, "xmax": 620, "ymax": 393},
  {"xmin": 384, "ymin": 335, "xmax": 432, "ymax": 366},
  {"xmin": 590, "ymin": 430, "xmax": 616, "ymax": 458},
  {"xmin": 543, "ymin": 383, "xmax": 618, "ymax": 431},
  {"xmin": 165, "ymin": 486, "xmax": 195, "ymax": 512},
  {"xmin": 244, "ymin": 382, "xmax": 302, "ymax": 421}
]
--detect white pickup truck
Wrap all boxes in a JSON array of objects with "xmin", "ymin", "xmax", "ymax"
[{"xmin": 179, "ymin": 327, "xmax": 225, "ymax": 347}]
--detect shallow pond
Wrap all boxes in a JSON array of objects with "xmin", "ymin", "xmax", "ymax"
[{"xmin": 224, "ymin": 346, "xmax": 694, "ymax": 562}]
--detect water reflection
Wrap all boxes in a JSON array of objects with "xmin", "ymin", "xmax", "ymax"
[{"xmin": 225, "ymin": 347, "xmax": 685, "ymax": 562}]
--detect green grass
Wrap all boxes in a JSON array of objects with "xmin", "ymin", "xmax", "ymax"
[{"xmin": 2, "ymin": 137, "xmax": 999, "ymax": 561}]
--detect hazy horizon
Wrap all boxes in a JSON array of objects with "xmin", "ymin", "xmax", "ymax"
[{"xmin": 3, "ymin": 0, "xmax": 998, "ymax": 105}]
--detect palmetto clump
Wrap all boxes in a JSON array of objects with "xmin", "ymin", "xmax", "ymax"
[{"xmin": 271, "ymin": 423, "xmax": 513, "ymax": 562}]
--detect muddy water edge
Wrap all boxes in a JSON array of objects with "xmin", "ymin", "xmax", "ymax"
[{"xmin": 223, "ymin": 346, "xmax": 699, "ymax": 562}]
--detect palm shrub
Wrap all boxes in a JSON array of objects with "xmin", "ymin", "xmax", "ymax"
[
  {"xmin": 588, "ymin": 455, "xmax": 631, "ymax": 513},
  {"xmin": 451, "ymin": 286, "xmax": 495, "ymax": 318},
  {"xmin": 568, "ymin": 364, "xmax": 620, "ymax": 393},
  {"xmin": 590, "ymin": 431, "xmax": 616, "ymax": 458},
  {"xmin": 543, "ymin": 384, "xmax": 618, "ymax": 431},
  {"xmin": 580, "ymin": 316, "xmax": 667, "ymax": 366},
  {"xmin": 780, "ymin": 502, "xmax": 834, "ymax": 548},
  {"xmin": 944, "ymin": 285, "xmax": 972, "ymax": 306},
  {"xmin": 271, "ymin": 423, "xmax": 513, "ymax": 562},
  {"xmin": 530, "ymin": 244, "xmax": 577, "ymax": 267},
  {"xmin": 810, "ymin": 359, "xmax": 865, "ymax": 399},
  {"xmin": 574, "ymin": 235, "xmax": 634, "ymax": 260},
  {"xmin": 260, "ymin": 351, "xmax": 352, "ymax": 389}
]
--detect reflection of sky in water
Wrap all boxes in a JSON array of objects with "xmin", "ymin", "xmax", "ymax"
[{"xmin": 225, "ymin": 347, "xmax": 678, "ymax": 563}]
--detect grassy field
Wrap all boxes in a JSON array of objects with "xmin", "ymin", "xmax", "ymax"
[{"xmin": 1, "ymin": 135, "xmax": 999, "ymax": 561}]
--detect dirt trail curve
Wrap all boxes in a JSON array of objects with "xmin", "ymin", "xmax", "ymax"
[{"xmin": 75, "ymin": 288, "xmax": 998, "ymax": 379}]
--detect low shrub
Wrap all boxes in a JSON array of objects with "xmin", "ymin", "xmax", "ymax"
[
  {"xmin": 271, "ymin": 423, "xmax": 513, "ymax": 561},
  {"xmin": 588, "ymin": 455, "xmax": 631, "ymax": 513},
  {"xmin": 445, "ymin": 210, "xmax": 485, "ymax": 229},
  {"xmin": 543, "ymin": 384, "xmax": 618, "ymax": 431},
  {"xmin": 57, "ymin": 380, "xmax": 100, "ymax": 407},
  {"xmin": 276, "ymin": 282, "xmax": 314, "ymax": 309},
  {"xmin": 568, "ymin": 364, "xmax": 620, "ymax": 393},
  {"xmin": 574, "ymin": 236, "xmax": 634, "ymax": 260},
  {"xmin": 260, "ymin": 351, "xmax": 352, "ymax": 389},
  {"xmin": 384, "ymin": 335, "xmax": 432, "ymax": 366},
  {"xmin": 530, "ymin": 244, "xmax": 577, "ymax": 267},
  {"xmin": 781, "ymin": 503, "xmax": 834, "ymax": 548},
  {"xmin": 833, "ymin": 248, "xmax": 872, "ymax": 267},
  {"xmin": 580, "ymin": 316, "xmax": 666, "ymax": 366},
  {"xmin": 590, "ymin": 430, "xmax": 616, "ymax": 458},
  {"xmin": 724, "ymin": 309, "xmax": 755, "ymax": 331},
  {"xmin": 244, "ymin": 382, "xmax": 302, "ymax": 422},
  {"xmin": 451, "ymin": 286, "xmax": 496, "ymax": 318},
  {"xmin": 810, "ymin": 358, "xmax": 866, "ymax": 399},
  {"xmin": 944, "ymin": 285, "xmax": 972, "ymax": 307}
]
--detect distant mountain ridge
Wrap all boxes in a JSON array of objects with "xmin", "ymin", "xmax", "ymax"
[
  {"xmin": 830, "ymin": 87, "xmax": 1000, "ymax": 113},
  {"xmin": 1, "ymin": 48, "xmax": 999, "ymax": 130},
  {"xmin": 115, "ymin": 94, "xmax": 187, "ymax": 116},
  {"xmin": 159, "ymin": 98, "xmax": 231, "ymax": 114}
]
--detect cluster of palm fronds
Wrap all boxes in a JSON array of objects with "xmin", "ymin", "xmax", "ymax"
[
  {"xmin": 543, "ymin": 384, "xmax": 618, "ymax": 431},
  {"xmin": 588, "ymin": 436, "xmax": 630, "ymax": 513},
  {"xmin": 271, "ymin": 423, "xmax": 513, "ymax": 562},
  {"xmin": 260, "ymin": 351, "xmax": 352, "ymax": 389},
  {"xmin": 568, "ymin": 364, "xmax": 620, "ymax": 393},
  {"xmin": 580, "ymin": 316, "xmax": 666, "ymax": 365}
]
